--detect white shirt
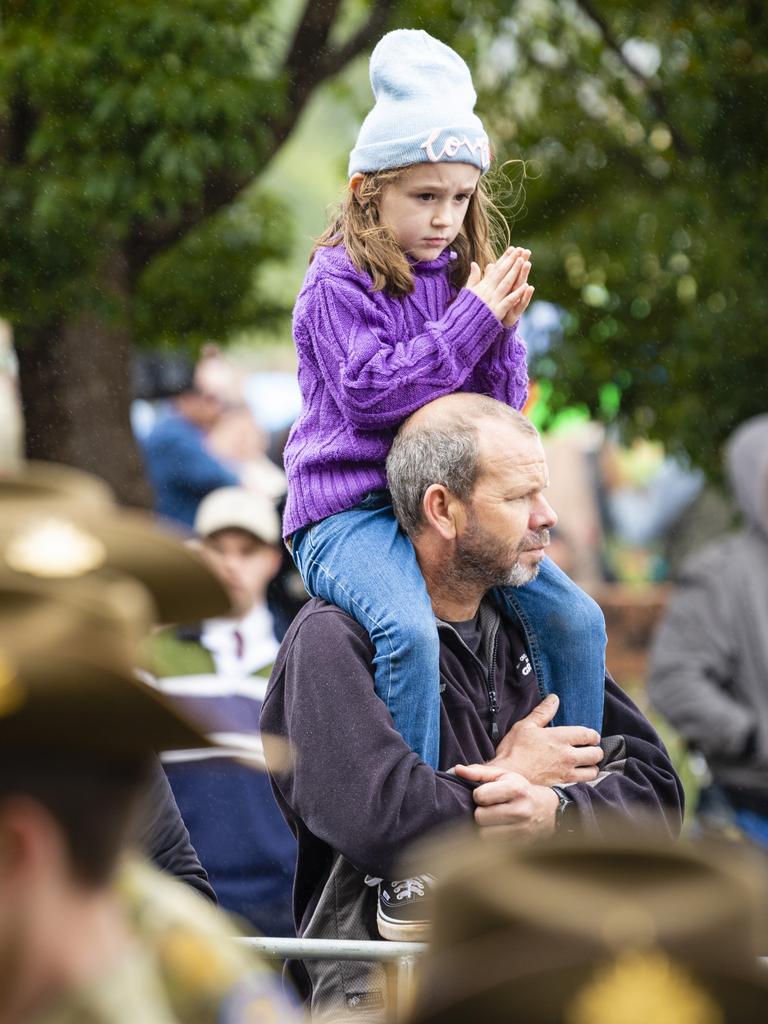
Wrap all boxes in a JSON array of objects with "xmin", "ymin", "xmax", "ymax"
[{"xmin": 200, "ymin": 603, "xmax": 279, "ymax": 679}]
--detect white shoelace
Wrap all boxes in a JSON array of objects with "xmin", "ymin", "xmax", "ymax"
[{"xmin": 392, "ymin": 877, "xmax": 426, "ymax": 900}]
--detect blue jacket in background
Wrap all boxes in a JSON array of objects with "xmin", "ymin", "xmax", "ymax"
[
  {"xmin": 145, "ymin": 624, "xmax": 296, "ymax": 937},
  {"xmin": 142, "ymin": 413, "xmax": 239, "ymax": 527}
]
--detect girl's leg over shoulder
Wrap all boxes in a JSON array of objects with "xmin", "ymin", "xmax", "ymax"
[
  {"xmin": 291, "ymin": 497, "xmax": 441, "ymax": 768},
  {"xmin": 499, "ymin": 556, "xmax": 606, "ymax": 733}
]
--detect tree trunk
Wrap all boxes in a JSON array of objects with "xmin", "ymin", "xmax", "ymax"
[{"xmin": 15, "ymin": 253, "xmax": 152, "ymax": 508}]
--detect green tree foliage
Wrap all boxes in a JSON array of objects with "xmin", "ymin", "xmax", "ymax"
[
  {"xmin": 0, "ymin": 0, "xmax": 400, "ymax": 499},
  {"xmin": 2, "ymin": 1, "xmax": 763, "ymax": 490},
  {"xmin": 469, "ymin": 0, "xmax": 768, "ymax": 474},
  {"xmin": 0, "ymin": 0, "xmax": 290, "ymax": 344}
]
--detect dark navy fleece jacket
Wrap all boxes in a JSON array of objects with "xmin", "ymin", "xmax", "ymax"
[{"xmin": 261, "ymin": 598, "xmax": 684, "ymax": 936}]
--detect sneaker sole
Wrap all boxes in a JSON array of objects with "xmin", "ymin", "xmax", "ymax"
[{"xmin": 376, "ymin": 911, "xmax": 430, "ymax": 943}]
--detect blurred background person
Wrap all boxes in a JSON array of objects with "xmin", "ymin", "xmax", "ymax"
[
  {"xmin": 138, "ymin": 352, "xmax": 240, "ymax": 529},
  {"xmin": 135, "ymin": 349, "xmax": 304, "ymax": 635},
  {"xmin": 539, "ymin": 421, "xmax": 606, "ymax": 586},
  {"xmin": 648, "ymin": 414, "xmax": 768, "ymax": 851},
  {"xmin": 145, "ymin": 486, "xmax": 297, "ymax": 937},
  {"xmin": 196, "ymin": 344, "xmax": 288, "ymax": 503},
  {"xmin": 191, "ymin": 346, "xmax": 304, "ymax": 637}
]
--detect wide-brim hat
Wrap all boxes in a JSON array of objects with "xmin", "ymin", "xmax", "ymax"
[
  {"xmin": 0, "ymin": 649, "xmax": 212, "ymax": 757},
  {"xmin": 0, "ymin": 460, "xmax": 114, "ymax": 513},
  {"xmin": 0, "ymin": 462, "xmax": 231, "ymax": 624},
  {"xmin": 408, "ymin": 831, "xmax": 768, "ymax": 1024},
  {"xmin": 411, "ymin": 947, "xmax": 768, "ymax": 1024},
  {"xmin": 0, "ymin": 577, "xmax": 212, "ymax": 757}
]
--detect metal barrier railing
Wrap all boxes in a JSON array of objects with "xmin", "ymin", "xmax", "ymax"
[
  {"xmin": 242, "ymin": 936, "xmax": 428, "ymax": 1018},
  {"xmin": 242, "ymin": 938, "xmax": 768, "ymax": 1019}
]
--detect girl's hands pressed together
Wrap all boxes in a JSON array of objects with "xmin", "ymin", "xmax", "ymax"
[
  {"xmin": 503, "ymin": 247, "xmax": 534, "ymax": 327},
  {"xmin": 465, "ymin": 246, "xmax": 534, "ymax": 327}
]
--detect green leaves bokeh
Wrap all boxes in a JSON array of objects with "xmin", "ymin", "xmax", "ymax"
[
  {"xmin": 473, "ymin": 0, "xmax": 768, "ymax": 474},
  {"xmin": 0, "ymin": 0, "xmax": 288, "ymax": 340},
  {"xmin": 1, "ymin": 0, "xmax": 766, "ymax": 474}
]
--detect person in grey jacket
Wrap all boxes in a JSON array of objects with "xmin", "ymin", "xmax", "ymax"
[{"xmin": 648, "ymin": 413, "xmax": 768, "ymax": 847}]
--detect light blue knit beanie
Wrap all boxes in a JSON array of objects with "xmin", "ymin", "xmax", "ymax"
[{"xmin": 348, "ymin": 29, "xmax": 491, "ymax": 177}]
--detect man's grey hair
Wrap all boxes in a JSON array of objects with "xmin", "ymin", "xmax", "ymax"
[{"xmin": 387, "ymin": 397, "xmax": 538, "ymax": 538}]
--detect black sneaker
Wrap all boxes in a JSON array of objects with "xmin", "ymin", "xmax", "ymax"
[{"xmin": 377, "ymin": 875, "xmax": 432, "ymax": 941}]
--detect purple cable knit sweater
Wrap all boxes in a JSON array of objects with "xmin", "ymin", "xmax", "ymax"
[{"xmin": 282, "ymin": 244, "xmax": 529, "ymax": 537}]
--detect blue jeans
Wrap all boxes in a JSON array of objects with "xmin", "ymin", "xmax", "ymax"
[{"xmin": 292, "ymin": 494, "xmax": 606, "ymax": 770}]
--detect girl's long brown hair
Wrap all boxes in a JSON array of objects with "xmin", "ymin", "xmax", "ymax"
[{"xmin": 312, "ymin": 164, "xmax": 517, "ymax": 297}]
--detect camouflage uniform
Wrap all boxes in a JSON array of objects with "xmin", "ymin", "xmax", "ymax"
[
  {"xmin": 0, "ymin": 465, "xmax": 301, "ymax": 1024},
  {"xmin": 32, "ymin": 860, "xmax": 301, "ymax": 1024}
]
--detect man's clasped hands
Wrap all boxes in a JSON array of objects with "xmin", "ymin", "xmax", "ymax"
[{"xmin": 453, "ymin": 693, "xmax": 603, "ymax": 838}]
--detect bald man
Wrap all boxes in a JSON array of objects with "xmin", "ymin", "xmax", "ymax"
[{"xmin": 262, "ymin": 394, "xmax": 682, "ymax": 1020}]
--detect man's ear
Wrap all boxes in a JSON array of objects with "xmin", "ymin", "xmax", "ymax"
[
  {"xmin": 423, "ymin": 484, "xmax": 462, "ymax": 540},
  {"xmin": 349, "ymin": 173, "xmax": 365, "ymax": 205},
  {"xmin": 0, "ymin": 798, "xmax": 61, "ymax": 884}
]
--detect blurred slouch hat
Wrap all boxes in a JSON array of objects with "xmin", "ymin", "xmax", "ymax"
[
  {"xmin": 348, "ymin": 29, "xmax": 491, "ymax": 176},
  {"xmin": 0, "ymin": 461, "xmax": 292, "ymax": 771},
  {"xmin": 0, "ymin": 574, "xmax": 211, "ymax": 758},
  {"xmin": 0, "ymin": 461, "xmax": 230, "ymax": 624},
  {"xmin": 408, "ymin": 832, "xmax": 768, "ymax": 1024},
  {"xmin": 0, "ymin": 462, "xmax": 223, "ymax": 756}
]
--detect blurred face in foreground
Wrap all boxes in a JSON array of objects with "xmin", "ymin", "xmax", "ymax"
[
  {"xmin": 453, "ymin": 421, "xmax": 558, "ymax": 589},
  {"xmin": 0, "ymin": 783, "xmax": 133, "ymax": 1020},
  {"xmin": 201, "ymin": 528, "xmax": 281, "ymax": 618},
  {"xmin": 0, "ymin": 800, "xmax": 52, "ymax": 1008}
]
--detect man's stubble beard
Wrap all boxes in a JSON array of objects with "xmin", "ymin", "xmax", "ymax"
[{"xmin": 446, "ymin": 517, "xmax": 551, "ymax": 592}]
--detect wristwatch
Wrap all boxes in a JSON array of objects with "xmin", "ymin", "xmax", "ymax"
[{"xmin": 552, "ymin": 786, "xmax": 576, "ymax": 834}]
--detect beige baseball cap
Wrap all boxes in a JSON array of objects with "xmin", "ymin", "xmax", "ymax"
[{"xmin": 194, "ymin": 487, "xmax": 281, "ymax": 546}]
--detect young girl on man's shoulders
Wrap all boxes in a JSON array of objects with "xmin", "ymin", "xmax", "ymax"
[{"xmin": 283, "ymin": 28, "xmax": 606, "ymax": 943}]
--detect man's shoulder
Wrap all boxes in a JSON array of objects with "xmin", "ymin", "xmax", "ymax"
[
  {"xmin": 118, "ymin": 859, "xmax": 301, "ymax": 1022},
  {"xmin": 269, "ymin": 599, "xmax": 372, "ymax": 678},
  {"xmin": 281, "ymin": 598, "xmax": 370, "ymax": 646}
]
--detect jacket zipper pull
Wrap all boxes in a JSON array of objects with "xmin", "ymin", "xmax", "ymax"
[{"xmin": 488, "ymin": 684, "xmax": 500, "ymax": 742}]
